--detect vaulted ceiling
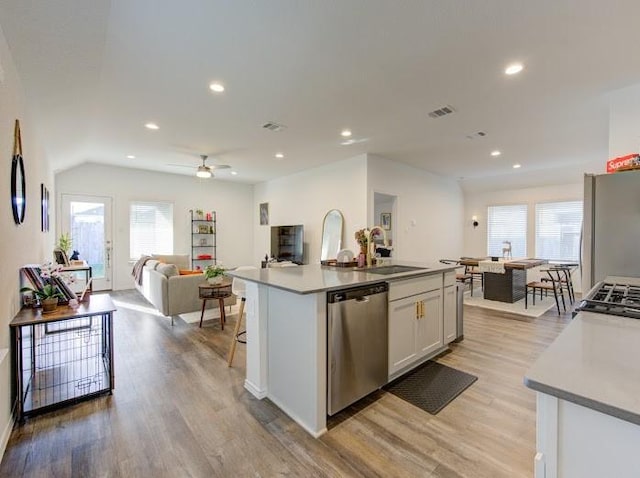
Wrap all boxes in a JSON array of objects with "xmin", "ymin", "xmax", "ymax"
[{"xmin": 2, "ymin": 0, "xmax": 639, "ymax": 191}]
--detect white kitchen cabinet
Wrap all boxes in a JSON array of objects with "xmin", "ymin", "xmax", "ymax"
[
  {"xmin": 388, "ymin": 275, "xmax": 445, "ymax": 379},
  {"xmin": 534, "ymin": 392, "xmax": 640, "ymax": 478},
  {"xmin": 418, "ymin": 289, "xmax": 443, "ymax": 356},
  {"xmin": 443, "ymin": 284, "xmax": 456, "ymax": 344},
  {"xmin": 388, "ymin": 292, "xmax": 424, "ymax": 375}
]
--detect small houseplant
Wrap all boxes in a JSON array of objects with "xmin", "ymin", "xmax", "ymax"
[
  {"xmin": 57, "ymin": 232, "xmax": 72, "ymax": 255},
  {"xmin": 204, "ymin": 264, "xmax": 225, "ymax": 284},
  {"xmin": 20, "ymin": 283, "xmax": 64, "ymax": 313}
]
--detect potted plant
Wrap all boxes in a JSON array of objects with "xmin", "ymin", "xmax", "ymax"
[
  {"xmin": 204, "ymin": 264, "xmax": 225, "ymax": 284},
  {"xmin": 57, "ymin": 232, "xmax": 72, "ymax": 255},
  {"xmin": 20, "ymin": 283, "xmax": 64, "ymax": 313}
]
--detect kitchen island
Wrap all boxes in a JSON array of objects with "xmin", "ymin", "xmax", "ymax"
[
  {"xmin": 524, "ymin": 285, "xmax": 640, "ymax": 477},
  {"xmin": 227, "ymin": 262, "xmax": 457, "ymax": 436},
  {"xmin": 460, "ymin": 257, "xmax": 547, "ymax": 302}
]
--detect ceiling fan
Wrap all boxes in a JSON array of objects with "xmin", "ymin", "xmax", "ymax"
[{"xmin": 168, "ymin": 155, "xmax": 231, "ymax": 178}]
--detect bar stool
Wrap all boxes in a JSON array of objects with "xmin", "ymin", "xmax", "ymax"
[
  {"xmin": 198, "ymin": 281, "xmax": 233, "ymax": 329},
  {"xmin": 525, "ymin": 269, "xmax": 566, "ymax": 315},
  {"xmin": 227, "ymin": 266, "xmax": 257, "ymax": 367}
]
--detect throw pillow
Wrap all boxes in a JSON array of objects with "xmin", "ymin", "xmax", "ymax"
[
  {"xmin": 156, "ymin": 263, "xmax": 179, "ymax": 278},
  {"xmin": 146, "ymin": 259, "xmax": 161, "ymax": 270},
  {"xmin": 179, "ymin": 269, "xmax": 202, "ymax": 276}
]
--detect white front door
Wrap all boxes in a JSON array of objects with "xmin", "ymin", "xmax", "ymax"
[{"xmin": 60, "ymin": 194, "xmax": 113, "ymax": 291}]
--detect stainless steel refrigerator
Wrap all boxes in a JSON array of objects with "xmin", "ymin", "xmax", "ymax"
[{"xmin": 582, "ymin": 171, "xmax": 640, "ymax": 291}]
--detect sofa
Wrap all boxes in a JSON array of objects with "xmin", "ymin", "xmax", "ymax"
[{"xmin": 134, "ymin": 254, "xmax": 235, "ymax": 317}]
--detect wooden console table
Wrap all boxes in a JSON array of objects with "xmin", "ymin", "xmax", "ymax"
[
  {"xmin": 10, "ymin": 294, "xmax": 116, "ymax": 420},
  {"xmin": 460, "ymin": 258, "xmax": 547, "ymax": 303}
]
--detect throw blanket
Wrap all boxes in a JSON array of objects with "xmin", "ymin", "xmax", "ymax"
[
  {"xmin": 478, "ymin": 260, "xmax": 506, "ymax": 274},
  {"xmin": 132, "ymin": 255, "xmax": 152, "ymax": 285}
]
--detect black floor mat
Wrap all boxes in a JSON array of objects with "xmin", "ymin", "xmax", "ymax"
[{"xmin": 384, "ymin": 361, "xmax": 477, "ymax": 414}]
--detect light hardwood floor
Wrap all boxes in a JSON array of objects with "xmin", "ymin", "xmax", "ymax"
[{"xmin": 0, "ymin": 290, "xmax": 572, "ymax": 477}]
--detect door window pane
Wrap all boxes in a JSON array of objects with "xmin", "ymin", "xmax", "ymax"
[
  {"xmin": 535, "ymin": 201, "xmax": 583, "ymax": 261},
  {"xmin": 130, "ymin": 202, "xmax": 173, "ymax": 259},
  {"xmin": 487, "ymin": 204, "xmax": 527, "ymax": 257},
  {"xmin": 70, "ymin": 201, "xmax": 105, "ymax": 278}
]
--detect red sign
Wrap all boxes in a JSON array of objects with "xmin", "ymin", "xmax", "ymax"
[{"xmin": 606, "ymin": 154, "xmax": 640, "ymax": 173}]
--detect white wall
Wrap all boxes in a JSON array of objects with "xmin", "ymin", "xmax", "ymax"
[
  {"xmin": 55, "ymin": 163, "xmax": 254, "ymax": 290},
  {"xmin": 0, "ymin": 25, "xmax": 53, "ymax": 456},
  {"xmin": 253, "ymin": 155, "xmax": 368, "ymax": 265},
  {"xmin": 608, "ymin": 83, "xmax": 640, "ymax": 157},
  {"xmin": 367, "ymin": 155, "xmax": 464, "ymax": 263}
]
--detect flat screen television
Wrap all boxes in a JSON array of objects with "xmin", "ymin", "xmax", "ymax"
[{"xmin": 271, "ymin": 225, "xmax": 304, "ymax": 264}]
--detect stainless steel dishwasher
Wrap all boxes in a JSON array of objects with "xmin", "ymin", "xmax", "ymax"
[{"xmin": 327, "ymin": 282, "xmax": 388, "ymax": 416}]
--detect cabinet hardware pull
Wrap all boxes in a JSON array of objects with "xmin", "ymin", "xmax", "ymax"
[{"xmin": 420, "ymin": 300, "xmax": 424, "ymax": 318}]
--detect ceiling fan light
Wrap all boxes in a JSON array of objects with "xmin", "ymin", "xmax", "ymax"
[{"xmin": 196, "ymin": 166, "xmax": 212, "ymax": 178}]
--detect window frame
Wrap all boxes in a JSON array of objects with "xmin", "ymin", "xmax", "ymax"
[{"xmin": 129, "ymin": 200, "xmax": 175, "ymax": 260}]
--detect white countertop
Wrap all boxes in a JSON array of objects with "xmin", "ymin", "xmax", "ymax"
[
  {"xmin": 525, "ymin": 310, "xmax": 640, "ymax": 425},
  {"xmin": 226, "ymin": 261, "xmax": 456, "ymax": 294}
]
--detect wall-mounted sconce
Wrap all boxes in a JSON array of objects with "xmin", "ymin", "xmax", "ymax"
[{"xmin": 472, "ymin": 215, "xmax": 479, "ymax": 228}]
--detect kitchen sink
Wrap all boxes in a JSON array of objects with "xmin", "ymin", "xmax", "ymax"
[{"xmin": 362, "ymin": 265, "xmax": 428, "ymax": 275}]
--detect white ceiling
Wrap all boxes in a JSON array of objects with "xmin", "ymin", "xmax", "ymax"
[{"xmin": 1, "ymin": 0, "xmax": 639, "ymax": 191}]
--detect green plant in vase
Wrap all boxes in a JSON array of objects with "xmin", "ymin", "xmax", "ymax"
[
  {"xmin": 204, "ymin": 264, "xmax": 225, "ymax": 284},
  {"xmin": 20, "ymin": 284, "xmax": 64, "ymax": 313},
  {"xmin": 57, "ymin": 232, "xmax": 72, "ymax": 255}
]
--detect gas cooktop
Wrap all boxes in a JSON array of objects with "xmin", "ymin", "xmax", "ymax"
[{"xmin": 577, "ymin": 282, "xmax": 640, "ymax": 319}]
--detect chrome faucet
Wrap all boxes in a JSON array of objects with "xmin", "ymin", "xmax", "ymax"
[{"xmin": 366, "ymin": 226, "xmax": 388, "ymax": 267}]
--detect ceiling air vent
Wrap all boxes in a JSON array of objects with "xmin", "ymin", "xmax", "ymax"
[
  {"xmin": 465, "ymin": 131, "xmax": 488, "ymax": 140},
  {"xmin": 262, "ymin": 121, "xmax": 287, "ymax": 132},
  {"xmin": 428, "ymin": 105, "xmax": 455, "ymax": 119}
]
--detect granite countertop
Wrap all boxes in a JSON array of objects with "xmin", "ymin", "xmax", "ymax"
[
  {"xmin": 525, "ymin": 310, "xmax": 640, "ymax": 426},
  {"xmin": 226, "ymin": 261, "xmax": 456, "ymax": 294}
]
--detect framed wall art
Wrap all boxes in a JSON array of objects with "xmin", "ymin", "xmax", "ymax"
[
  {"xmin": 260, "ymin": 202, "xmax": 269, "ymax": 225},
  {"xmin": 381, "ymin": 212, "xmax": 391, "ymax": 230},
  {"xmin": 40, "ymin": 183, "xmax": 50, "ymax": 232}
]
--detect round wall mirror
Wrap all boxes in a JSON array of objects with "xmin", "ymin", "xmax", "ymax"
[
  {"xmin": 320, "ymin": 209, "xmax": 344, "ymax": 261},
  {"xmin": 11, "ymin": 120, "xmax": 26, "ymax": 225}
]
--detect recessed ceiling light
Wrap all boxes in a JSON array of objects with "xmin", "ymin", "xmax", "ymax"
[
  {"xmin": 513, "ymin": 163, "xmax": 521, "ymax": 169},
  {"xmin": 230, "ymin": 171, "xmax": 238, "ymax": 176},
  {"xmin": 126, "ymin": 155, "xmax": 136, "ymax": 159},
  {"xmin": 490, "ymin": 150, "xmax": 501, "ymax": 157},
  {"xmin": 341, "ymin": 129, "xmax": 352, "ymax": 137},
  {"xmin": 275, "ymin": 153, "xmax": 284, "ymax": 159},
  {"xmin": 144, "ymin": 122, "xmax": 159, "ymax": 130},
  {"xmin": 505, "ymin": 63, "xmax": 524, "ymax": 75},
  {"xmin": 209, "ymin": 82, "xmax": 225, "ymax": 93}
]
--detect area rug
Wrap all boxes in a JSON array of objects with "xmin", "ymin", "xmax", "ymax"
[
  {"xmin": 178, "ymin": 305, "xmax": 238, "ymax": 324},
  {"xmin": 464, "ymin": 288, "xmax": 557, "ymax": 317},
  {"xmin": 384, "ymin": 361, "xmax": 477, "ymax": 414}
]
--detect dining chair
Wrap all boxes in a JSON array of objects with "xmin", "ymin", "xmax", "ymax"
[
  {"xmin": 525, "ymin": 268, "xmax": 566, "ymax": 315},
  {"xmin": 227, "ymin": 266, "xmax": 258, "ymax": 367},
  {"xmin": 542, "ymin": 264, "xmax": 577, "ymax": 304}
]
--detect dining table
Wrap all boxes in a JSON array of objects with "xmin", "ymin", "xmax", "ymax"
[{"xmin": 460, "ymin": 257, "xmax": 548, "ymax": 303}]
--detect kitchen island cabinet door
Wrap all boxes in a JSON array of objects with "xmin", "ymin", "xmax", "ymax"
[
  {"xmin": 443, "ymin": 285, "xmax": 456, "ymax": 344},
  {"xmin": 388, "ymin": 293, "xmax": 423, "ymax": 376},
  {"xmin": 417, "ymin": 289, "xmax": 443, "ymax": 358}
]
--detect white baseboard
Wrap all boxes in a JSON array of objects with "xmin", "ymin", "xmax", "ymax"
[
  {"xmin": 244, "ymin": 379, "xmax": 267, "ymax": 399},
  {"xmin": 267, "ymin": 393, "xmax": 327, "ymax": 438},
  {"xmin": 0, "ymin": 414, "xmax": 14, "ymax": 463}
]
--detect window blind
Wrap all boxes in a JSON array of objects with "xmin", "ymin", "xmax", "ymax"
[
  {"xmin": 535, "ymin": 201, "xmax": 582, "ymax": 261},
  {"xmin": 487, "ymin": 204, "xmax": 527, "ymax": 257},
  {"xmin": 130, "ymin": 201, "xmax": 174, "ymax": 259}
]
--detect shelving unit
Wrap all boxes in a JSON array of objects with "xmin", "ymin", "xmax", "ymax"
[{"xmin": 190, "ymin": 210, "xmax": 216, "ymax": 270}]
